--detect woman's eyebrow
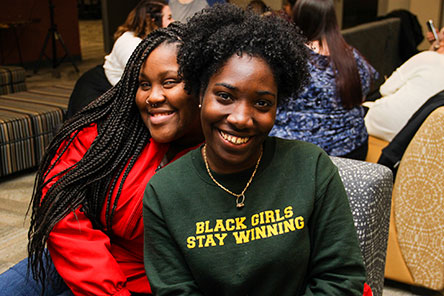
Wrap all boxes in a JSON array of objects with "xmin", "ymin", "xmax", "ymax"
[
  {"xmin": 215, "ymin": 82, "xmax": 235, "ymax": 90},
  {"xmin": 257, "ymin": 90, "xmax": 276, "ymax": 97},
  {"xmin": 215, "ymin": 82, "xmax": 276, "ymax": 97}
]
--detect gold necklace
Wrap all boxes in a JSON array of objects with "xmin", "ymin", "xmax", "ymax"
[{"xmin": 202, "ymin": 144, "xmax": 263, "ymax": 208}]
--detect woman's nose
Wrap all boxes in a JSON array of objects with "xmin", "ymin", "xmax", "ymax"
[
  {"xmin": 145, "ymin": 86, "xmax": 165, "ymax": 106},
  {"xmin": 226, "ymin": 102, "xmax": 253, "ymax": 129}
]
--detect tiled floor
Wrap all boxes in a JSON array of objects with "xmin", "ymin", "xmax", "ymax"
[{"xmin": 0, "ymin": 19, "xmax": 443, "ymax": 296}]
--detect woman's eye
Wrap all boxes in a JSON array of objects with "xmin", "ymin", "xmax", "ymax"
[
  {"xmin": 139, "ymin": 82, "xmax": 151, "ymax": 90},
  {"xmin": 217, "ymin": 92, "xmax": 232, "ymax": 102},
  {"xmin": 255, "ymin": 99, "xmax": 273, "ymax": 109},
  {"xmin": 164, "ymin": 79, "xmax": 178, "ymax": 88}
]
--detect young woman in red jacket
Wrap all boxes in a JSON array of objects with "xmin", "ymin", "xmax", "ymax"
[{"xmin": 0, "ymin": 23, "xmax": 203, "ymax": 296}]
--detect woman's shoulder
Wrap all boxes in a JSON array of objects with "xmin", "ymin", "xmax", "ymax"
[
  {"xmin": 349, "ymin": 47, "xmax": 370, "ymax": 65},
  {"xmin": 349, "ymin": 46, "xmax": 379, "ymax": 80},
  {"xmin": 268, "ymin": 137, "xmax": 337, "ymax": 182},
  {"xmin": 51, "ymin": 123, "xmax": 99, "ymax": 168},
  {"xmin": 307, "ymin": 49, "xmax": 329, "ymax": 66},
  {"xmin": 271, "ymin": 137, "xmax": 330, "ymax": 163},
  {"xmin": 112, "ymin": 31, "xmax": 142, "ymax": 49},
  {"xmin": 349, "ymin": 46, "xmax": 363, "ymax": 58},
  {"xmin": 411, "ymin": 50, "xmax": 444, "ymax": 63},
  {"xmin": 349, "ymin": 47, "xmax": 369, "ymax": 65},
  {"xmin": 148, "ymin": 148, "xmax": 197, "ymax": 183},
  {"xmin": 117, "ymin": 31, "xmax": 139, "ymax": 41},
  {"xmin": 63, "ymin": 123, "xmax": 98, "ymax": 150}
]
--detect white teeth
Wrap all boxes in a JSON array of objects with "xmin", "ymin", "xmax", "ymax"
[
  {"xmin": 220, "ymin": 131, "xmax": 249, "ymax": 145},
  {"xmin": 152, "ymin": 112, "xmax": 172, "ymax": 117}
]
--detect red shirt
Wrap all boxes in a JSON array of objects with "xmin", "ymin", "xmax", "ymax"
[{"xmin": 46, "ymin": 124, "xmax": 197, "ymax": 296}]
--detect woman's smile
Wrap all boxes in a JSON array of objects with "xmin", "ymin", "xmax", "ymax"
[
  {"xmin": 219, "ymin": 130, "xmax": 251, "ymax": 145},
  {"xmin": 148, "ymin": 109, "xmax": 176, "ymax": 125}
]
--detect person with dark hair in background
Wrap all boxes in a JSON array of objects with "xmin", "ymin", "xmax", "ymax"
[
  {"xmin": 246, "ymin": 0, "xmax": 271, "ymax": 16},
  {"xmin": 66, "ymin": 0, "xmax": 174, "ymax": 119},
  {"xmin": 276, "ymin": 0, "xmax": 295, "ymax": 21},
  {"xmin": 283, "ymin": 0, "xmax": 295, "ymax": 16},
  {"xmin": 0, "ymin": 23, "xmax": 203, "ymax": 296},
  {"xmin": 270, "ymin": 0, "xmax": 378, "ymax": 160},
  {"xmin": 143, "ymin": 4, "xmax": 367, "ymax": 295}
]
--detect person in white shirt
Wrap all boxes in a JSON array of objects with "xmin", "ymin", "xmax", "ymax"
[
  {"xmin": 364, "ymin": 27, "xmax": 444, "ymax": 142},
  {"xmin": 66, "ymin": 0, "xmax": 173, "ymax": 119},
  {"xmin": 168, "ymin": 0, "xmax": 225, "ymax": 23}
]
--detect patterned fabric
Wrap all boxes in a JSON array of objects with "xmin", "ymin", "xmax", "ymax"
[
  {"xmin": 0, "ymin": 86, "xmax": 71, "ymax": 176},
  {"xmin": 391, "ymin": 107, "xmax": 444, "ymax": 290},
  {"xmin": 331, "ymin": 156, "xmax": 393, "ymax": 296},
  {"xmin": 270, "ymin": 48, "xmax": 378, "ymax": 156},
  {"xmin": 0, "ymin": 66, "xmax": 27, "ymax": 95}
]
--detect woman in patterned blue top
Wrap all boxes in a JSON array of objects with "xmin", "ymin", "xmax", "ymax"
[{"xmin": 270, "ymin": 0, "xmax": 378, "ymax": 160}]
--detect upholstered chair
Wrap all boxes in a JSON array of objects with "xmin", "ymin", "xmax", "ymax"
[
  {"xmin": 384, "ymin": 106, "xmax": 444, "ymax": 291},
  {"xmin": 331, "ymin": 157, "xmax": 393, "ymax": 296}
]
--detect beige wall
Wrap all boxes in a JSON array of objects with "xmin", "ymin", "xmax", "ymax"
[
  {"xmin": 334, "ymin": 0, "xmax": 343, "ymax": 29},
  {"xmin": 230, "ymin": 0, "xmax": 283, "ymax": 10},
  {"xmin": 377, "ymin": 0, "xmax": 443, "ymax": 50},
  {"xmin": 387, "ymin": 0, "xmax": 410, "ymax": 13},
  {"xmin": 442, "ymin": 3, "xmax": 444, "ymax": 27}
]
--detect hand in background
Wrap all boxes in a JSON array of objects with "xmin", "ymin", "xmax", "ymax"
[
  {"xmin": 426, "ymin": 31, "xmax": 437, "ymax": 43},
  {"xmin": 427, "ymin": 27, "xmax": 444, "ymax": 51}
]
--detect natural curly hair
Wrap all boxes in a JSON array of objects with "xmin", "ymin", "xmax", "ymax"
[
  {"xmin": 27, "ymin": 22, "xmax": 186, "ymax": 294},
  {"xmin": 177, "ymin": 3, "xmax": 309, "ymax": 105}
]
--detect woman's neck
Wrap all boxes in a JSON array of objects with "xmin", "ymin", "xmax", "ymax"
[
  {"xmin": 307, "ymin": 39, "xmax": 330, "ymax": 56},
  {"xmin": 202, "ymin": 145, "xmax": 263, "ymax": 175}
]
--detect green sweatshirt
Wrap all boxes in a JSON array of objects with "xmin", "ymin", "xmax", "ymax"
[{"xmin": 143, "ymin": 137, "xmax": 366, "ymax": 296}]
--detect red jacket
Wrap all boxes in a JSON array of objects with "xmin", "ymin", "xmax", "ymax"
[{"xmin": 46, "ymin": 124, "xmax": 196, "ymax": 296}]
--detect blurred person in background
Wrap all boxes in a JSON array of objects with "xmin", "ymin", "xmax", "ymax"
[
  {"xmin": 66, "ymin": 0, "xmax": 173, "ymax": 119},
  {"xmin": 364, "ymin": 26, "xmax": 444, "ymax": 142},
  {"xmin": 270, "ymin": 0, "xmax": 378, "ymax": 160}
]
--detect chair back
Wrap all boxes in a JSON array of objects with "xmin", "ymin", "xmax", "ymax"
[
  {"xmin": 387, "ymin": 106, "xmax": 444, "ymax": 290},
  {"xmin": 331, "ymin": 156, "xmax": 393, "ymax": 296}
]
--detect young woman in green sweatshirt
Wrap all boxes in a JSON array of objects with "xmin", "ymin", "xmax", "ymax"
[{"xmin": 143, "ymin": 4, "xmax": 367, "ymax": 295}]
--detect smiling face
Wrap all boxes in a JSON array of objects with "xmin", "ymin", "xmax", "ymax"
[
  {"xmin": 201, "ymin": 54, "xmax": 278, "ymax": 174},
  {"xmin": 135, "ymin": 42, "xmax": 202, "ymax": 146},
  {"xmin": 161, "ymin": 5, "xmax": 173, "ymax": 28}
]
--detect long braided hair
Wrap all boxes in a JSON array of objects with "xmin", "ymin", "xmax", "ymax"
[{"xmin": 27, "ymin": 23, "xmax": 185, "ymax": 290}]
